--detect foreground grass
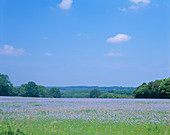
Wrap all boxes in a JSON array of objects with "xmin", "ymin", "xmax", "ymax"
[
  {"xmin": 0, "ymin": 118, "xmax": 169, "ymax": 135},
  {"xmin": 0, "ymin": 98, "xmax": 169, "ymax": 135}
]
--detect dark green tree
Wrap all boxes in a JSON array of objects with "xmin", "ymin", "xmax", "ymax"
[
  {"xmin": 90, "ymin": 89, "xmax": 101, "ymax": 98},
  {"xmin": 10, "ymin": 87, "xmax": 20, "ymax": 96},
  {"xmin": 0, "ymin": 73, "xmax": 13, "ymax": 96},
  {"xmin": 18, "ymin": 84, "xmax": 27, "ymax": 96},
  {"xmin": 133, "ymin": 78, "xmax": 170, "ymax": 99},
  {"xmin": 133, "ymin": 83, "xmax": 147, "ymax": 98},
  {"xmin": 49, "ymin": 87, "xmax": 61, "ymax": 98},
  {"xmin": 159, "ymin": 78, "xmax": 170, "ymax": 98},
  {"xmin": 37, "ymin": 85, "xmax": 47, "ymax": 97},
  {"xmin": 22, "ymin": 81, "xmax": 39, "ymax": 97},
  {"xmin": 99, "ymin": 93, "xmax": 114, "ymax": 98},
  {"xmin": 151, "ymin": 80, "xmax": 162, "ymax": 98}
]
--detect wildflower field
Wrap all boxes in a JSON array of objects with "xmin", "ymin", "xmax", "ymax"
[{"xmin": 0, "ymin": 97, "xmax": 169, "ymax": 135}]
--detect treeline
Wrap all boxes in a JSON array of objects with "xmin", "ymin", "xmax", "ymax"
[
  {"xmin": 52, "ymin": 86, "xmax": 136, "ymax": 91},
  {"xmin": 133, "ymin": 78, "xmax": 170, "ymax": 98},
  {"xmin": 89, "ymin": 89, "xmax": 134, "ymax": 98},
  {"xmin": 62, "ymin": 90, "xmax": 93, "ymax": 98},
  {"xmin": 101, "ymin": 89, "xmax": 135, "ymax": 98},
  {"xmin": 1, "ymin": 73, "xmax": 169, "ymax": 98},
  {"xmin": 0, "ymin": 73, "xmax": 134, "ymax": 98},
  {"xmin": 0, "ymin": 73, "xmax": 61, "ymax": 98}
]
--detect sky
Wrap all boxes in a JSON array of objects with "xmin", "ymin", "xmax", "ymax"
[{"xmin": 0, "ymin": 0, "xmax": 170, "ymax": 87}]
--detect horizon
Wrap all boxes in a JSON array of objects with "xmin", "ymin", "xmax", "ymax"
[
  {"xmin": 0, "ymin": 0, "xmax": 170, "ymax": 87},
  {"xmin": 14, "ymin": 84, "xmax": 137, "ymax": 88}
]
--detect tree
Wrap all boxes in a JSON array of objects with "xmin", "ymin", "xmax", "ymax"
[
  {"xmin": 20, "ymin": 81, "xmax": 39, "ymax": 97},
  {"xmin": 49, "ymin": 87, "xmax": 61, "ymax": 98},
  {"xmin": 0, "ymin": 73, "xmax": 13, "ymax": 96},
  {"xmin": 37, "ymin": 85, "xmax": 47, "ymax": 97},
  {"xmin": 90, "ymin": 89, "xmax": 101, "ymax": 98},
  {"xmin": 10, "ymin": 87, "xmax": 19, "ymax": 96},
  {"xmin": 99, "ymin": 93, "xmax": 114, "ymax": 98},
  {"xmin": 133, "ymin": 83, "xmax": 147, "ymax": 98},
  {"xmin": 151, "ymin": 80, "xmax": 161, "ymax": 98},
  {"xmin": 19, "ymin": 84, "xmax": 27, "ymax": 96},
  {"xmin": 159, "ymin": 78, "xmax": 170, "ymax": 98},
  {"xmin": 133, "ymin": 78, "xmax": 170, "ymax": 99}
]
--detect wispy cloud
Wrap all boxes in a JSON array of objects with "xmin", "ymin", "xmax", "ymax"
[
  {"xmin": 130, "ymin": 0, "xmax": 150, "ymax": 5},
  {"xmin": 129, "ymin": 5, "xmax": 139, "ymax": 10},
  {"xmin": 45, "ymin": 52, "xmax": 52, "ymax": 56},
  {"xmin": 105, "ymin": 52, "xmax": 123, "ymax": 57},
  {"xmin": 118, "ymin": 8, "xmax": 126, "ymax": 12},
  {"xmin": 0, "ymin": 44, "xmax": 27, "ymax": 56},
  {"xmin": 107, "ymin": 34, "xmax": 131, "ymax": 43},
  {"xmin": 129, "ymin": 0, "xmax": 150, "ymax": 10},
  {"xmin": 58, "ymin": 0, "xmax": 73, "ymax": 10}
]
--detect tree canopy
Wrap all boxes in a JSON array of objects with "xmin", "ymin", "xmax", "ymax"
[
  {"xmin": 0, "ymin": 73, "xmax": 13, "ymax": 96},
  {"xmin": 18, "ymin": 82, "xmax": 61, "ymax": 98},
  {"xmin": 1, "ymin": 73, "xmax": 169, "ymax": 99},
  {"xmin": 133, "ymin": 78, "xmax": 170, "ymax": 98},
  {"xmin": 90, "ymin": 89, "xmax": 101, "ymax": 98},
  {"xmin": 49, "ymin": 87, "xmax": 61, "ymax": 98},
  {"xmin": 0, "ymin": 73, "xmax": 61, "ymax": 98}
]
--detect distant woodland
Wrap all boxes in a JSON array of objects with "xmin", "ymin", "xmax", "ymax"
[{"xmin": 0, "ymin": 73, "xmax": 169, "ymax": 98}]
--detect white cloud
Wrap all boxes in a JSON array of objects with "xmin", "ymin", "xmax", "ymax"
[
  {"xmin": 130, "ymin": 0, "xmax": 150, "ymax": 5},
  {"xmin": 106, "ymin": 34, "xmax": 131, "ymax": 43},
  {"xmin": 118, "ymin": 8, "xmax": 126, "ymax": 12},
  {"xmin": 58, "ymin": 0, "xmax": 73, "ymax": 10},
  {"xmin": 45, "ymin": 52, "xmax": 52, "ymax": 56},
  {"xmin": 0, "ymin": 44, "xmax": 26, "ymax": 56},
  {"xmin": 129, "ymin": 0, "xmax": 150, "ymax": 10},
  {"xmin": 105, "ymin": 52, "xmax": 123, "ymax": 57}
]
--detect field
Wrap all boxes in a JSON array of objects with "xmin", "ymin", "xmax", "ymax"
[{"xmin": 0, "ymin": 97, "xmax": 169, "ymax": 135}]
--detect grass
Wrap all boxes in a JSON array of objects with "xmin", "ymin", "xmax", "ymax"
[
  {"xmin": 0, "ymin": 98, "xmax": 169, "ymax": 135},
  {"xmin": 0, "ymin": 118, "xmax": 169, "ymax": 135}
]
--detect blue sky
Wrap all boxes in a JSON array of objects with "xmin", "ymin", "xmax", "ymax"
[{"xmin": 0, "ymin": 0, "xmax": 170, "ymax": 87}]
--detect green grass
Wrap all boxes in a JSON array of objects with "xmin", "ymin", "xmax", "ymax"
[
  {"xmin": 0, "ymin": 118, "xmax": 169, "ymax": 135},
  {"xmin": 0, "ymin": 98, "xmax": 169, "ymax": 135}
]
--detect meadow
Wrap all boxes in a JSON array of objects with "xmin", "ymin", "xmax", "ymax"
[{"xmin": 0, "ymin": 97, "xmax": 169, "ymax": 135}]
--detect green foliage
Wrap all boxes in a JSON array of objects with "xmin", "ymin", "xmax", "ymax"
[
  {"xmin": 0, "ymin": 73, "xmax": 13, "ymax": 96},
  {"xmin": 90, "ymin": 89, "xmax": 101, "ymax": 98},
  {"xmin": 159, "ymin": 78, "xmax": 170, "ymax": 98},
  {"xmin": 99, "ymin": 93, "xmax": 114, "ymax": 98},
  {"xmin": 2, "ymin": 72, "xmax": 169, "ymax": 99},
  {"xmin": 50, "ymin": 86, "xmax": 136, "ymax": 91},
  {"xmin": 0, "ymin": 73, "xmax": 62, "ymax": 98},
  {"xmin": 49, "ymin": 87, "xmax": 61, "ymax": 98},
  {"xmin": 61, "ymin": 90, "xmax": 92, "ymax": 98},
  {"xmin": 133, "ymin": 78, "xmax": 170, "ymax": 98},
  {"xmin": 17, "ymin": 82, "xmax": 61, "ymax": 98},
  {"xmin": 26, "ymin": 81, "xmax": 39, "ymax": 97},
  {"xmin": 109, "ymin": 89, "xmax": 134, "ymax": 95},
  {"xmin": 100, "ymin": 93, "xmax": 134, "ymax": 98},
  {"xmin": 37, "ymin": 85, "xmax": 48, "ymax": 97},
  {"xmin": 10, "ymin": 87, "xmax": 20, "ymax": 96},
  {"xmin": 20, "ymin": 81, "xmax": 39, "ymax": 97}
]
